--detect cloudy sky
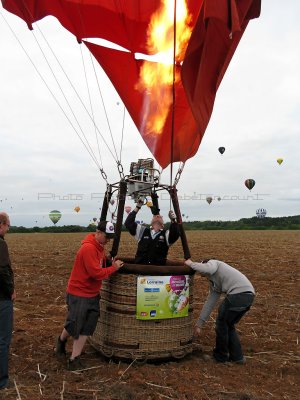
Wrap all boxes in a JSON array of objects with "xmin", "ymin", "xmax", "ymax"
[{"xmin": 0, "ymin": 1, "xmax": 299, "ymax": 227}]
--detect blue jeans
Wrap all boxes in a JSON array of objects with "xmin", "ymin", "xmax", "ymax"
[
  {"xmin": 213, "ymin": 293, "xmax": 254, "ymax": 362},
  {"xmin": 0, "ymin": 300, "xmax": 13, "ymax": 389}
]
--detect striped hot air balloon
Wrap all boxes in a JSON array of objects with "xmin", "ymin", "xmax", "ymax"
[
  {"xmin": 245, "ymin": 179, "xmax": 255, "ymax": 191},
  {"xmin": 49, "ymin": 210, "xmax": 61, "ymax": 225}
]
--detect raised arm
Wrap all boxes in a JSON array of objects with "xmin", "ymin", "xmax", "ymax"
[
  {"xmin": 166, "ymin": 210, "xmax": 180, "ymax": 245},
  {"xmin": 124, "ymin": 198, "xmax": 144, "ymax": 236}
]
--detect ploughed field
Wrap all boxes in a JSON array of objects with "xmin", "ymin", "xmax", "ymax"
[{"xmin": 3, "ymin": 230, "xmax": 300, "ymax": 400}]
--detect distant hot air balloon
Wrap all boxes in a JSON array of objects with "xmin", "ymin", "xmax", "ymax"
[
  {"xmin": 74, "ymin": 206, "xmax": 80, "ymax": 213},
  {"xmin": 245, "ymin": 179, "xmax": 255, "ymax": 191},
  {"xmin": 218, "ymin": 147, "xmax": 225, "ymax": 155},
  {"xmin": 256, "ymin": 208, "xmax": 267, "ymax": 218},
  {"xmin": 49, "ymin": 210, "xmax": 62, "ymax": 225},
  {"xmin": 206, "ymin": 196, "xmax": 213, "ymax": 205},
  {"xmin": 125, "ymin": 205, "xmax": 132, "ymax": 214},
  {"xmin": 277, "ymin": 158, "xmax": 283, "ymax": 165},
  {"xmin": 110, "ymin": 199, "xmax": 115, "ymax": 206},
  {"xmin": 217, "ymin": 196, "xmax": 221, "ymax": 201},
  {"xmin": 93, "ymin": 217, "xmax": 97, "ymax": 222}
]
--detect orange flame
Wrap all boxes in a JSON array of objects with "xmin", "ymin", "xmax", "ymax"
[{"xmin": 136, "ymin": 0, "xmax": 192, "ymax": 136}]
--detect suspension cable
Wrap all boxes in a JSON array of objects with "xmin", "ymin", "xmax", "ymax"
[
  {"xmin": 173, "ymin": 162, "xmax": 185, "ymax": 186},
  {"xmin": 88, "ymin": 51, "xmax": 124, "ymax": 179},
  {"xmin": 0, "ymin": 10, "xmax": 104, "ymax": 172},
  {"xmin": 75, "ymin": 1, "xmax": 124, "ymax": 179},
  {"xmin": 33, "ymin": 31, "xmax": 118, "ymax": 163},
  {"xmin": 88, "ymin": 48, "xmax": 120, "ymax": 162},
  {"xmin": 31, "ymin": 30, "xmax": 103, "ymax": 166},
  {"xmin": 14, "ymin": 0, "xmax": 122, "ymax": 169},
  {"xmin": 79, "ymin": 46, "xmax": 105, "ymax": 172},
  {"xmin": 119, "ymin": 105, "xmax": 126, "ymax": 163}
]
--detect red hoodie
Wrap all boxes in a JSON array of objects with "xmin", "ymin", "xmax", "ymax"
[{"xmin": 67, "ymin": 233, "xmax": 117, "ymax": 297}]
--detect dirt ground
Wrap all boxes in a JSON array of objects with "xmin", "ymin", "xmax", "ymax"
[{"xmin": 1, "ymin": 230, "xmax": 299, "ymax": 400}]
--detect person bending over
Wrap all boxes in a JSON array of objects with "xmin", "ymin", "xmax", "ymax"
[{"xmin": 185, "ymin": 258, "xmax": 255, "ymax": 364}]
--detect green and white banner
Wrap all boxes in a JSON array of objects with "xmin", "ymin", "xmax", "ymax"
[{"xmin": 136, "ymin": 275, "xmax": 190, "ymax": 320}]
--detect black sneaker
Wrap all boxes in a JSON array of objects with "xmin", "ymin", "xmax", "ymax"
[
  {"xmin": 0, "ymin": 380, "xmax": 14, "ymax": 390},
  {"xmin": 67, "ymin": 356, "xmax": 85, "ymax": 371},
  {"xmin": 231, "ymin": 357, "xmax": 246, "ymax": 365},
  {"xmin": 54, "ymin": 336, "xmax": 67, "ymax": 358}
]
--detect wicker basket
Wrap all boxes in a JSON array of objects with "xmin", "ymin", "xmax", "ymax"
[{"xmin": 89, "ymin": 260, "xmax": 194, "ymax": 361}]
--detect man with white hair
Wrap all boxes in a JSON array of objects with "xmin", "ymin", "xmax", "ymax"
[
  {"xmin": 125, "ymin": 200, "xmax": 180, "ymax": 265},
  {"xmin": 0, "ymin": 212, "xmax": 16, "ymax": 390}
]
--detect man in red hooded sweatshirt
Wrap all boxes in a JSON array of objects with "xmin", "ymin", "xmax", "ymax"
[{"xmin": 54, "ymin": 221, "xmax": 124, "ymax": 370}]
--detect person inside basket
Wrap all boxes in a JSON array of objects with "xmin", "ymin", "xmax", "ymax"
[
  {"xmin": 124, "ymin": 198, "xmax": 180, "ymax": 265},
  {"xmin": 54, "ymin": 221, "xmax": 124, "ymax": 371},
  {"xmin": 185, "ymin": 258, "xmax": 255, "ymax": 365}
]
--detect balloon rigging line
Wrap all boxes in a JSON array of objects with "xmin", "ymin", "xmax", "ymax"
[
  {"xmin": 10, "ymin": 0, "xmax": 105, "ymax": 167},
  {"xmin": 88, "ymin": 50, "xmax": 123, "ymax": 168},
  {"xmin": 75, "ymin": 2, "xmax": 123, "ymax": 176},
  {"xmin": 0, "ymin": 10, "xmax": 103, "ymax": 173},
  {"xmin": 14, "ymin": 0, "xmax": 120, "ymax": 169},
  {"xmin": 119, "ymin": 106, "xmax": 126, "ymax": 163},
  {"xmin": 79, "ymin": 45, "xmax": 104, "ymax": 171},
  {"xmin": 31, "ymin": 24, "xmax": 119, "ymax": 167},
  {"xmin": 31, "ymin": 29, "xmax": 103, "ymax": 169}
]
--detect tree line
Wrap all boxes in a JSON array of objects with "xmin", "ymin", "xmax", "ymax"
[{"xmin": 8, "ymin": 215, "xmax": 300, "ymax": 233}]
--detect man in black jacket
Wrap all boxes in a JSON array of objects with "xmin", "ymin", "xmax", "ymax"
[
  {"xmin": 0, "ymin": 212, "xmax": 15, "ymax": 390},
  {"xmin": 124, "ymin": 200, "xmax": 180, "ymax": 265}
]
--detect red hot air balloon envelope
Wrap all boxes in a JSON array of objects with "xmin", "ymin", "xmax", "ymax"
[
  {"xmin": 1, "ymin": 0, "xmax": 261, "ymax": 169},
  {"xmin": 245, "ymin": 179, "xmax": 255, "ymax": 191}
]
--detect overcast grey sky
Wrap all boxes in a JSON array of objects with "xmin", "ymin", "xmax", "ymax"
[{"xmin": 0, "ymin": 1, "xmax": 299, "ymax": 227}]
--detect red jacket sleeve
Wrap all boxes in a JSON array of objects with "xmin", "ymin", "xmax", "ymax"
[{"xmin": 81, "ymin": 244, "xmax": 117, "ymax": 280}]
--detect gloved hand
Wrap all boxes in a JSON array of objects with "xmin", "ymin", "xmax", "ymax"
[
  {"xmin": 136, "ymin": 197, "xmax": 144, "ymax": 209},
  {"xmin": 168, "ymin": 210, "xmax": 176, "ymax": 221}
]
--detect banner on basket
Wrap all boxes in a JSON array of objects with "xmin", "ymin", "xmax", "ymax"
[{"xmin": 136, "ymin": 275, "xmax": 190, "ymax": 320}]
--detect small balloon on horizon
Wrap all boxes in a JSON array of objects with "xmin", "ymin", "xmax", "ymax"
[
  {"xmin": 245, "ymin": 179, "xmax": 255, "ymax": 191},
  {"xmin": 277, "ymin": 158, "xmax": 283, "ymax": 165}
]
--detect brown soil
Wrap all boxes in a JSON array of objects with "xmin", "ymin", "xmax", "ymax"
[{"xmin": 2, "ymin": 230, "xmax": 299, "ymax": 400}]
